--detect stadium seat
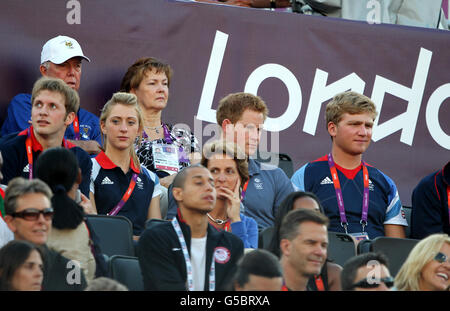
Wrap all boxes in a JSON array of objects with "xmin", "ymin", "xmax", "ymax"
[
  {"xmin": 402, "ymin": 206, "xmax": 412, "ymax": 238},
  {"xmin": 255, "ymin": 151, "xmax": 294, "ymax": 178},
  {"xmin": 327, "ymin": 231, "xmax": 357, "ymax": 267},
  {"xmin": 109, "ymin": 255, "xmax": 144, "ymax": 291},
  {"xmin": 145, "ymin": 218, "xmax": 170, "ymax": 229},
  {"xmin": 366, "ymin": 236, "xmax": 420, "ymax": 277},
  {"xmin": 258, "ymin": 226, "xmax": 275, "ymax": 250},
  {"xmin": 86, "ymin": 215, "xmax": 135, "ymax": 257}
]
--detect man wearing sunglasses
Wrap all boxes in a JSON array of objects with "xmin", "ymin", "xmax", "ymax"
[
  {"xmin": 3, "ymin": 177, "xmax": 87, "ymax": 290},
  {"xmin": 341, "ymin": 252, "xmax": 394, "ymax": 291}
]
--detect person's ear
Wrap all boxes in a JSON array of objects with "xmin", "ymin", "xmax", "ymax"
[
  {"xmin": 327, "ymin": 121, "xmax": 337, "ymax": 138},
  {"xmin": 221, "ymin": 119, "xmax": 233, "ymax": 133},
  {"xmin": 3, "ymin": 215, "xmax": 17, "ymax": 234},
  {"xmin": 100, "ymin": 120, "xmax": 107, "ymax": 135},
  {"xmin": 172, "ymin": 187, "xmax": 183, "ymax": 202},
  {"xmin": 280, "ymin": 238, "xmax": 291, "ymax": 257},
  {"xmin": 39, "ymin": 64, "xmax": 48, "ymax": 76},
  {"xmin": 64, "ymin": 111, "xmax": 76, "ymax": 126}
]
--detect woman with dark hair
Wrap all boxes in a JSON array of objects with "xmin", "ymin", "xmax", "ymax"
[
  {"xmin": 35, "ymin": 147, "xmax": 97, "ymax": 282},
  {"xmin": 201, "ymin": 140, "xmax": 258, "ymax": 248},
  {"xmin": 0, "ymin": 240, "xmax": 44, "ymax": 291},
  {"xmin": 266, "ymin": 191, "xmax": 343, "ymax": 291}
]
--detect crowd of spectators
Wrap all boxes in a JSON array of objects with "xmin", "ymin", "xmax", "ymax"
[{"xmin": 0, "ymin": 31, "xmax": 448, "ymax": 292}]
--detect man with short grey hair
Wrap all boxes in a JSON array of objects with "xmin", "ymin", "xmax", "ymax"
[{"xmin": 1, "ymin": 35, "xmax": 102, "ymax": 155}]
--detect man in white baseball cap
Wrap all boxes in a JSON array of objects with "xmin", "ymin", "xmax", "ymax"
[{"xmin": 1, "ymin": 35, "xmax": 102, "ymax": 155}]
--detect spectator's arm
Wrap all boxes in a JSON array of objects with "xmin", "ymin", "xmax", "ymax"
[
  {"xmin": 384, "ymin": 224, "xmax": 406, "ymax": 238},
  {"xmin": 1, "ymin": 94, "xmax": 31, "ymax": 136},
  {"xmin": 410, "ymin": 173, "xmax": 444, "ymax": 239},
  {"xmin": 68, "ymin": 139, "xmax": 102, "ymax": 155}
]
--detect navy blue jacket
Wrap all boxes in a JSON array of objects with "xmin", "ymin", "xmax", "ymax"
[
  {"xmin": 411, "ymin": 161, "xmax": 450, "ymax": 239},
  {"xmin": 1, "ymin": 93, "xmax": 101, "ymax": 144},
  {"xmin": 0, "ymin": 127, "xmax": 92, "ymax": 196},
  {"xmin": 292, "ymin": 155, "xmax": 407, "ymax": 239},
  {"xmin": 137, "ymin": 210, "xmax": 244, "ymax": 291}
]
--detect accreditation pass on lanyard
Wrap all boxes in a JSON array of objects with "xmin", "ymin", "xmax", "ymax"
[
  {"xmin": 328, "ymin": 153, "xmax": 370, "ymax": 239},
  {"xmin": 152, "ymin": 143, "xmax": 179, "ymax": 175},
  {"xmin": 171, "ymin": 217, "xmax": 215, "ymax": 291}
]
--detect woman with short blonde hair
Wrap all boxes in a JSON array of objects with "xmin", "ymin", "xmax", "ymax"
[{"xmin": 394, "ymin": 234, "xmax": 450, "ymax": 291}]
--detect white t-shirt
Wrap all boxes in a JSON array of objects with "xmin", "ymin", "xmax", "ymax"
[{"xmin": 190, "ymin": 235, "xmax": 207, "ymax": 291}]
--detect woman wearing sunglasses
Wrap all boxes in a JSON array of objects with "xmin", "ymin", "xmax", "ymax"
[
  {"xmin": 395, "ymin": 233, "xmax": 450, "ymax": 291},
  {"xmin": 0, "ymin": 240, "xmax": 44, "ymax": 291},
  {"xmin": 3, "ymin": 177, "xmax": 87, "ymax": 290}
]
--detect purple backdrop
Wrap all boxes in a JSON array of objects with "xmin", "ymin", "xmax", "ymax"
[{"xmin": 1, "ymin": 0, "xmax": 449, "ymax": 205}]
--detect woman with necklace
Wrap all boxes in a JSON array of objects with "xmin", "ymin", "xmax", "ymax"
[
  {"xmin": 120, "ymin": 57, "xmax": 200, "ymax": 189},
  {"xmin": 201, "ymin": 140, "xmax": 258, "ymax": 249},
  {"xmin": 89, "ymin": 92, "xmax": 161, "ymax": 239}
]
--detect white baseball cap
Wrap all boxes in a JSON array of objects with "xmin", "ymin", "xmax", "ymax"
[{"xmin": 40, "ymin": 35, "xmax": 90, "ymax": 64}]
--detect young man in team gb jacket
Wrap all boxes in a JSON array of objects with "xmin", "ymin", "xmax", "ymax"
[
  {"xmin": 0, "ymin": 77, "xmax": 92, "ymax": 196},
  {"xmin": 137, "ymin": 164, "xmax": 244, "ymax": 291}
]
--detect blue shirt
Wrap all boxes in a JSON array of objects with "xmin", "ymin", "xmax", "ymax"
[
  {"xmin": 210, "ymin": 213, "xmax": 258, "ymax": 249},
  {"xmin": 242, "ymin": 159, "xmax": 295, "ymax": 231},
  {"xmin": 291, "ymin": 155, "xmax": 407, "ymax": 239},
  {"xmin": 90, "ymin": 151, "xmax": 161, "ymax": 236},
  {"xmin": 1, "ymin": 93, "xmax": 101, "ymax": 145}
]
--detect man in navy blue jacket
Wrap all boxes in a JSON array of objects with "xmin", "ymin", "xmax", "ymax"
[
  {"xmin": 291, "ymin": 91, "xmax": 407, "ymax": 239},
  {"xmin": 411, "ymin": 161, "xmax": 450, "ymax": 239},
  {"xmin": 0, "ymin": 77, "xmax": 92, "ymax": 196},
  {"xmin": 1, "ymin": 35, "xmax": 101, "ymax": 155},
  {"xmin": 138, "ymin": 165, "xmax": 244, "ymax": 291}
]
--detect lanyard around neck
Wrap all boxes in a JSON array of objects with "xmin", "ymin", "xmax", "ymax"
[
  {"xmin": 447, "ymin": 186, "xmax": 450, "ymax": 226},
  {"xmin": 73, "ymin": 115, "xmax": 80, "ymax": 140},
  {"xmin": 25, "ymin": 129, "xmax": 34, "ymax": 180},
  {"xmin": 171, "ymin": 217, "xmax": 215, "ymax": 291},
  {"xmin": 240, "ymin": 180, "xmax": 249, "ymax": 201},
  {"xmin": 327, "ymin": 153, "xmax": 369, "ymax": 233},
  {"xmin": 25, "ymin": 128, "xmax": 69, "ymax": 180},
  {"xmin": 107, "ymin": 173, "xmax": 138, "ymax": 216},
  {"xmin": 162, "ymin": 124, "xmax": 173, "ymax": 144}
]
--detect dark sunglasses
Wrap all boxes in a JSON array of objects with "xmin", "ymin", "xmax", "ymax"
[
  {"xmin": 351, "ymin": 276, "xmax": 394, "ymax": 289},
  {"xmin": 434, "ymin": 252, "xmax": 450, "ymax": 264},
  {"xmin": 11, "ymin": 208, "xmax": 54, "ymax": 221}
]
